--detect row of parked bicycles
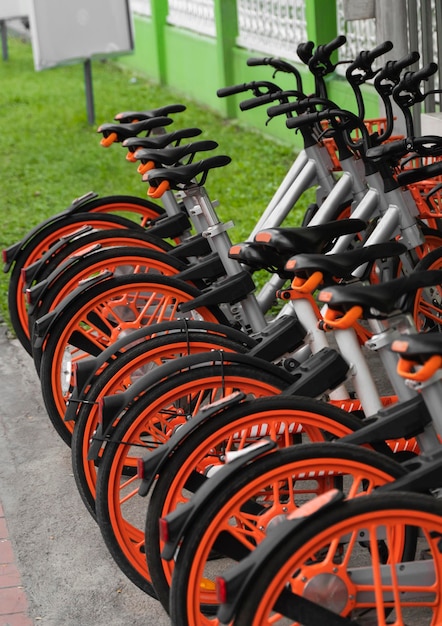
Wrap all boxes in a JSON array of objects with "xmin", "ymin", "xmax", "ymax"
[{"xmin": 4, "ymin": 33, "xmax": 442, "ymax": 625}]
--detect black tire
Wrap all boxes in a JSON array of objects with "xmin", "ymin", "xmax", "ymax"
[
  {"xmin": 145, "ymin": 396, "xmax": 365, "ymax": 612},
  {"xmin": 38, "ymin": 274, "xmax": 227, "ymax": 446},
  {"xmin": 71, "ymin": 324, "xmax": 255, "ymax": 519},
  {"xmin": 95, "ymin": 360, "xmax": 293, "ymax": 597},
  {"xmin": 231, "ymin": 490, "xmax": 440, "ymax": 626},
  {"xmin": 169, "ymin": 442, "xmax": 409, "ymax": 625}
]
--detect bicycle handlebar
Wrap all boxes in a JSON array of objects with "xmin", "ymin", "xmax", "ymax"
[
  {"xmin": 245, "ymin": 56, "xmax": 304, "ymax": 93},
  {"xmin": 346, "ymin": 40, "xmax": 393, "ymax": 85},
  {"xmin": 267, "ymin": 96, "xmax": 336, "ymax": 118},
  {"xmin": 297, "ymin": 41, "xmax": 315, "ymax": 65},
  {"xmin": 397, "ymin": 62, "xmax": 438, "ymax": 96},
  {"xmin": 308, "ymin": 35, "xmax": 347, "ymax": 74},
  {"xmin": 217, "ymin": 80, "xmax": 281, "ymax": 99},
  {"xmin": 367, "ymin": 135, "xmax": 442, "ymax": 166},
  {"xmin": 240, "ymin": 89, "xmax": 305, "ymax": 112},
  {"xmin": 375, "ymin": 51, "xmax": 420, "ymax": 87}
]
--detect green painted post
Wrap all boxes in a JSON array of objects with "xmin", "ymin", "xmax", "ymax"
[
  {"xmin": 304, "ymin": 0, "xmax": 338, "ymax": 46},
  {"xmin": 213, "ymin": 0, "xmax": 238, "ymax": 117},
  {"xmin": 150, "ymin": 0, "xmax": 168, "ymax": 83}
]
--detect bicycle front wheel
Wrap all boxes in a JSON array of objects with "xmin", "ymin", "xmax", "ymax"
[
  {"xmin": 38, "ymin": 274, "xmax": 227, "ymax": 445},
  {"xmin": 231, "ymin": 490, "xmax": 441, "ymax": 626},
  {"xmin": 95, "ymin": 359, "xmax": 293, "ymax": 597},
  {"xmin": 71, "ymin": 324, "xmax": 255, "ymax": 519},
  {"xmin": 168, "ymin": 442, "xmax": 408, "ymax": 625},
  {"xmin": 146, "ymin": 396, "xmax": 365, "ymax": 613}
]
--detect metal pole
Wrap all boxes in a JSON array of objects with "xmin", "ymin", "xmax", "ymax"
[
  {"xmin": 83, "ymin": 58, "xmax": 95, "ymax": 125},
  {"xmin": 1, "ymin": 21, "xmax": 8, "ymax": 61}
]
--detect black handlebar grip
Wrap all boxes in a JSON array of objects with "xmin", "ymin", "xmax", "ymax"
[
  {"xmin": 267, "ymin": 101, "xmax": 305, "ymax": 118},
  {"xmin": 217, "ymin": 83, "xmax": 253, "ymax": 98},
  {"xmin": 402, "ymin": 62, "xmax": 438, "ymax": 89},
  {"xmin": 376, "ymin": 50, "xmax": 420, "ymax": 83},
  {"xmin": 239, "ymin": 92, "xmax": 284, "ymax": 111},
  {"xmin": 366, "ymin": 40, "xmax": 394, "ymax": 62},
  {"xmin": 297, "ymin": 41, "xmax": 315, "ymax": 64},
  {"xmin": 320, "ymin": 35, "xmax": 347, "ymax": 58},
  {"xmin": 247, "ymin": 56, "xmax": 301, "ymax": 78},
  {"xmin": 286, "ymin": 111, "xmax": 323, "ymax": 129},
  {"xmin": 247, "ymin": 57, "xmax": 269, "ymax": 66}
]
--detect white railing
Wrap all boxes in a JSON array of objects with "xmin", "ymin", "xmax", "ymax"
[
  {"xmin": 130, "ymin": 0, "xmax": 151, "ymax": 17},
  {"xmin": 167, "ymin": 0, "xmax": 216, "ymax": 37},
  {"xmin": 335, "ymin": 0, "xmax": 376, "ymax": 72},
  {"xmin": 236, "ymin": 0, "xmax": 307, "ymax": 60}
]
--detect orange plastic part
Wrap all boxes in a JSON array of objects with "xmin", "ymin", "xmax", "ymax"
[
  {"xmin": 148, "ymin": 180, "xmax": 170, "ymax": 198},
  {"xmin": 100, "ymin": 132, "xmax": 118, "ymax": 147}
]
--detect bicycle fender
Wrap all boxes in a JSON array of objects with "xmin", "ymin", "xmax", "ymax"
[
  {"xmin": 64, "ymin": 321, "xmax": 256, "ymax": 422},
  {"xmin": 97, "ymin": 350, "xmax": 294, "ymax": 437},
  {"xmin": 2, "ymin": 192, "xmax": 98, "ymax": 272},
  {"xmin": 160, "ymin": 439, "xmax": 277, "ymax": 561},
  {"xmin": 32, "ymin": 271, "xmax": 114, "ymax": 349},
  {"xmin": 216, "ymin": 490, "xmax": 352, "ymax": 626},
  {"xmin": 138, "ymin": 391, "xmax": 248, "ymax": 497}
]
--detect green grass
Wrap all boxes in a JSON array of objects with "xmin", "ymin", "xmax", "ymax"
[{"xmin": 0, "ymin": 34, "xmax": 313, "ymax": 330}]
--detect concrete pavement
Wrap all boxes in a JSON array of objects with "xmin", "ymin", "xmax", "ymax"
[{"xmin": 0, "ymin": 322, "xmax": 170, "ymax": 626}]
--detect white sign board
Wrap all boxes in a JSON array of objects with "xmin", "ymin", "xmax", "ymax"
[
  {"xmin": 0, "ymin": 0, "xmax": 29, "ymax": 20},
  {"xmin": 28, "ymin": 0, "xmax": 134, "ymax": 70}
]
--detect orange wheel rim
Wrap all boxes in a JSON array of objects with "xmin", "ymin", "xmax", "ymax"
[
  {"xmin": 253, "ymin": 507, "xmax": 442, "ymax": 625},
  {"xmin": 183, "ymin": 457, "xmax": 400, "ymax": 621},
  {"xmin": 80, "ymin": 338, "xmax": 250, "ymax": 502},
  {"xmin": 48, "ymin": 251, "xmax": 181, "ymax": 312},
  {"xmin": 105, "ymin": 376, "xmax": 285, "ymax": 583},
  {"xmin": 47, "ymin": 281, "xmax": 222, "ymax": 435},
  {"xmin": 14, "ymin": 218, "xmax": 146, "ymax": 341}
]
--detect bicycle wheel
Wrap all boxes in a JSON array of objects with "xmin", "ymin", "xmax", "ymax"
[
  {"xmin": 38, "ymin": 274, "xmax": 227, "ymax": 445},
  {"xmin": 230, "ymin": 491, "xmax": 442, "ymax": 626},
  {"xmin": 406, "ymin": 246, "xmax": 442, "ymax": 332},
  {"xmin": 95, "ymin": 358, "xmax": 294, "ymax": 597},
  {"xmin": 169, "ymin": 442, "xmax": 409, "ymax": 625},
  {"xmin": 28, "ymin": 245, "xmax": 188, "ymax": 339},
  {"xmin": 24, "ymin": 226, "xmax": 173, "ymax": 293},
  {"xmin": 7, "ymin": 211, "xmax": 166, "ymax": 354},
  {"xmin": 71, "ymin": 324, "xmax": 256, "ymax": 519},
  {"xmin": 145, "ymin": 398, "xmax": 367, "ymax": 613}
]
